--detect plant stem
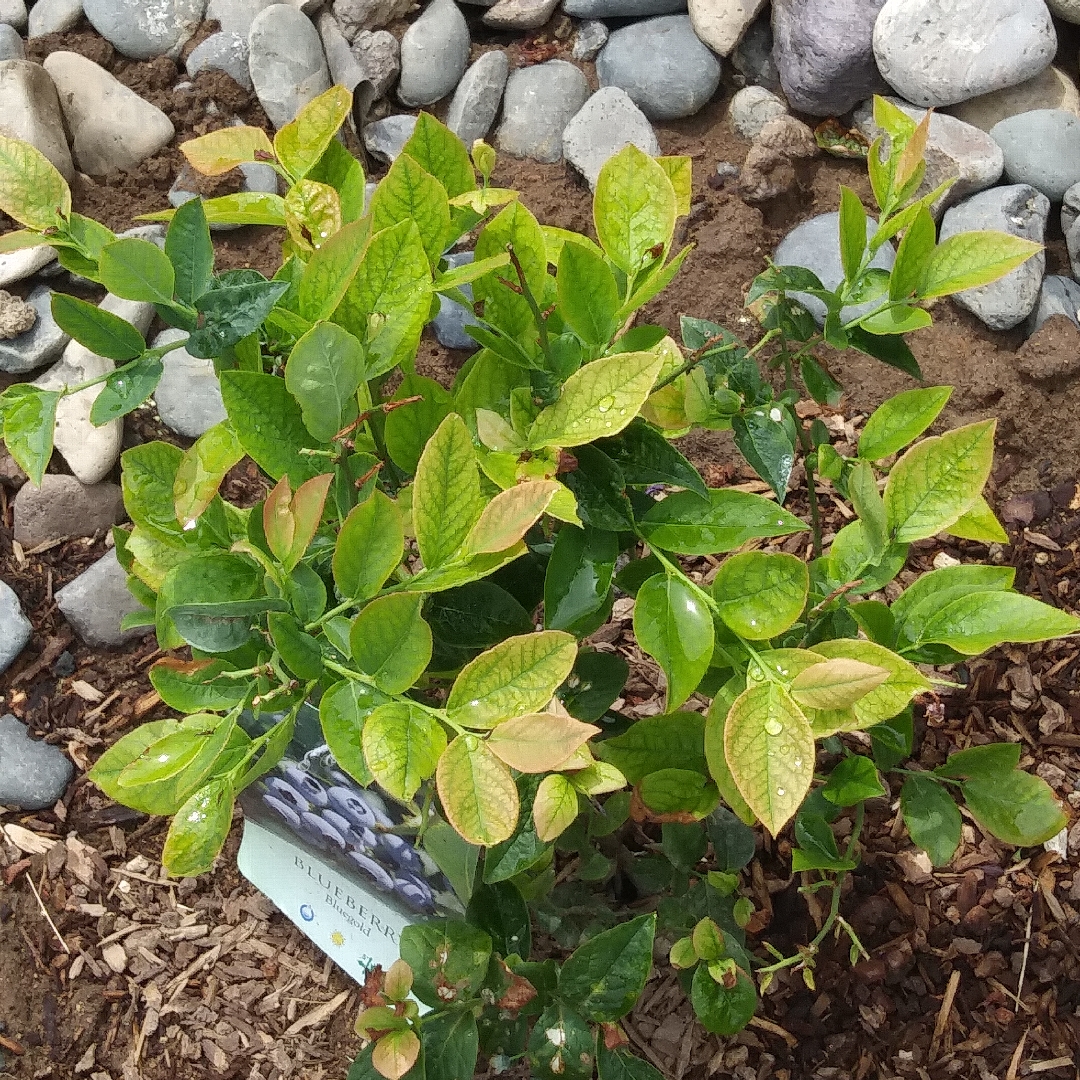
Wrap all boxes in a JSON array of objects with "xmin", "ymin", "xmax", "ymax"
[{"xmin": 506, "ymin": 243, "xmax": 551, "ymax": 363}]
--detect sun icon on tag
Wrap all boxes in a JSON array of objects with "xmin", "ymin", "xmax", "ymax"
[{"xmin": 331, "ymin": 931, "xmax": 346, "ymax": 947}]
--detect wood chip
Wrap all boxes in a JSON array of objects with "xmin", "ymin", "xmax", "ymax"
[
  {"xmin": 70, "ymin": 679, "xmax": 105, "ymax": 703},
  {"xmin": 101, "ymin": 943, "xmax": 128, "ymax": 974},
  {"xmin": 1028, "ymin": 1058, "xmax": 1075, "ymax": 1073},
  {"xmin": 930, "ymin": 969, "xmax": 961, "ymax": 1061},
  {"xmin": 282, "ymin": 989, "xmax": 350, "ymax": 1037},
  {"xmin": 3, "ymin": 823, "xmax": 58, "ymax": 855}
]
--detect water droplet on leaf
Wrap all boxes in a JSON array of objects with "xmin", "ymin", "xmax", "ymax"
[{"xmin": 764, "ymin": 718, "xmax": 783, "ymax": 736}]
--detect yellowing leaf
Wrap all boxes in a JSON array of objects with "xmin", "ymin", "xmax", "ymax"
[
  {"xmin": 657, "ymin": 156, "xmax": 692, "ymax": 217},
  {"xmin": 173, "ymin": 423, "xmax": 243, "ymax": 529},
  {"xmin": 0, "ymin": 132, "xmax": 70, "ymax": 230},
  {"xmin": 437, "ymin": 734, "xmax": 519, "ymax": 846},
  {"xmin": 789, "ymin": 658, "xmax": 890, "ymax": 710},
  {"xmin": 274, "ymin": 85, "xmax": 352, "ymax": 182},
  {"xmin": 568, "ymin": 760, "xmax": 626, "ymax": 795},
  {"xmin": 486, "ymin": 713, "xmax": 600, "ymax": 773},
  {"xmin": 284, "ymin": 179, "xmax": 342, "ymax": 253},
  {"xmin": 465, "ymin": 480, "xmax": 559, "ymax": 554},
  {"xmin": 372, "ymin": 1029, "xmax": 421, "ymax": 1080},
  {"xmin": 362, "ymin": 703, "xmax": 446, "ymax": 801},
  {"xmin": 919, "ymin": 231, "xmax": 1042, "ymax": 299},
  {"xmin": 181, "ymin": 126, "xmax": 275, "ymax": 176},
  {"xmin": 946, "ymin": 495, "xmax": 1008, "ymax": 543},
  {"xmin": 533, "ymin": 773, "xmax": 579, "ymax": 842}
]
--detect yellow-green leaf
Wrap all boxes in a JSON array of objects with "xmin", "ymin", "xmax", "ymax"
[
  {"xmin": 789, "ymin": 658, "xmax": 890, "ymax": 710},
  {"xmin": 533, "ymin": 773, "xmax": 580, "ymax": 842},
  {"xmin": 437, "ymin": 734, "xmax": 519, "ymax": 846},
  {"xmin": 0, "ymin": 132, "xmax": 70, "ymax": 230},
  {"xmin": 362, "ymin": 702, "xmax": 446, "ymax": 801},
  {"xmin": 711, "ymin": 552, "xmax": 809, "ymax": 640},
  {"xmin": 486, "ymin": 713, "xmax": 600, "ymax": 773},
  {"xmin": 173, "ymin": 423, "xmax": 243, "ymax": 528},
  {"xmin": 657, "ymin": 156, "xmax": 692, "ymax": 217},
  {"xmin": 372, "ymin": 1029, "xmax": 421, "ymax": 1080},
  {"xmin": 918, "ymin": 231, "xmax": 1042, "ymax": 299},
  {"xmin": 946, "ymin": 495, "xmax": 1008, "ymax": 543},
  {"xmin": 569, "ymin": 760, "xmax": 627, "ymax": 795},
  {"xmin": 274, "ymin": 85, "xmax": 353, "ymax": 182},
  {"xmin": 332, "ymin": 489, "xmax": 404, "ymax": 599},
  {"xmin": 703, "ymin": 686, "xmax": 756, "ymax": 826},
  {"xmin": 284, "ymin": 178, "xmax": 342, "ymax": 252},
  {"xmin": 181, "ymin": 125, "xmax": 276, "ymax": 176},
  {"xmin": 465, "ymin": 480, "xmax": 559, "ymax": 554},
  {"xmin": 370, "ymin": 152, "xmax": 451, "ymax": 265},
  {"xmin": 350, "ymin": 593, "xmax": 432, "ymax": 695}
]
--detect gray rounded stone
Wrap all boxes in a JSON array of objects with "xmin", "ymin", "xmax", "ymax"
[
  {"xmin": 773, "ymin": 211, "xmax": 896, "ymax": 325},
  {"xmin": 873, "ymin": 0, "xmax": 1057, "ymax": 109},
  {"xmin": 0, "ymin": 58, "xmax": 75, "ymax": 180},
  {"xmin": 397, "ymin": 0, "xmax": 469, "ymax": 107},
  {"xmin": 83, "ymin": 0, "xmax": 206, "ymax": 58},
  {"xmin": 1047, "ymin": 0, "xmax": 1080, "ymax": 21},
  {"xmin": 186, "ymin": 31, "xmax": 253, "ymax": 90},
  {"xmin": 249, "ymin": 3, "xmax": 332, "ymax": 128},
  {"xmin": 0, "ymin": 714, "xmax": 74, "ymax": 810},
  {"xmin": 434, "ymin": 251, "xmax": 480, "ymax": 350},
  {"xmin": 496, "ymin": 59, "xmax": 589, "ymax": 163},
  {"xmin": 596, "ymin": 15, "xmax": 721, "ymax": 121},
  {"xmin": 0, "ymin": 586, "xmax": 31, "ymax": 676},
  {"xmin": 563, "ymin": 0, "xmax": 683, "ymax": 15},
  {"xmin": 152, "ymin": 329, "xmax": 228, "ymax": 437},
  {"xmin": 332, "ymin": 0, "xmax": 413, "ymax": 38},
  {"xmin": 729, "ymin": 85, "xmax": 787, "ymax": 140},
  {"xmin": 1065, "ymin": 217, "xmax": 1080, "ymax": 281},
  {"xmin": 1025, "ymin": 275, "xmax": 1080, "ymax": 337},
  {"xmin": 990, "ymin": 110, "xmax": 1080, "ymax": 203},
  {"xmin": 207, "ymin": 0, "xmax": 279, "ymax": 34},
  {"xmin": 772, "ymin": 0, "xmax": 888, "ymax": 117},
  {"xmin": 0, "ymin": 0, "xmax": 26, "ymax": 29},
  {"xmin": 446, "ymin": 50, "xmax": 509, "ymax": 149},
  {"xmin": 13, "ymin": 473, "xmax": 125, "ymax": 547},
  {"xmin": 563, "ymin": 86, "xmax": 660, "ymax": 189},
  {"xmin": 938, "ymin": 185, "xmax": 1048, "ymax": 331},
  {"xmin": 0, "ymin": 22, "xmax": 23, "ymax": 58},
  {"xmin": 572, "ymin": 20, "xmax": 608, "ymax": 61},
  {"xmin": 28, "ymin": 0, "xmax": 85, "ymax": 37},
  {"xmin": 363, "ymin": 113, "xmax": 417, "ymax": 163},
  {"xmin": 0, "ymin": 285, "xmax": 69, "ymax": 374},
  {"xmin": 55, "ymin": 549, "xmax": 151, "ymax": 647},
  {"xmin": 483, "ymin": 0, "xmax": 558, "ymax": 30},
  {"xmin": 950, "ymin": 66, "xmax": 1080, "ymax": 133}
]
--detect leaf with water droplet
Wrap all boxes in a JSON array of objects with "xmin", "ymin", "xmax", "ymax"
[{"xmin": 162, "ymin": 777, "xmax": 234, "ymax": 877}]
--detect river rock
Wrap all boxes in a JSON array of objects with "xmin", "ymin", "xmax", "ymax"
[
  {"xmin": 55, "ymin": 549, "xmax": 149, "ymax": 647},
  {"xmin": 12, "ymin": 474, "xmax": 125, "ymax": 546},
  {"xmin": 249, "ymin": 3, "xmax": 331, "ymax": 127},
  {"xmin": 1025, "ymin": 275, "xmax": 1080, "ymax": 336},
  {"xmin": 0, "ymin": 586, "xmax": 30, "ymax": 676},
  {"xmin": 0, "ymin": 0, "xmax": 26, "ymax": 29},
  {"xmin": 433, "ymin": 251, "xmax": 480, "ymax": 350},
  {"xmin": 773, "ymin": 211, "xmax": 896, "ymax": 325},
  {"xmin": 0, "ymin": 59, "xmax": 75, "ymax": 180},
  {"xmin": 950, "ymin": 67, "xmax": 1080, "ymax": 132},
  {"xmin": 563, "ymin": 87, "xmax": 660, "ymax": 189},
  {"xmin": 731, "ymin": 12, "xmax": 779, "ymax": 90},
  {"xmin": 171, "ymin": 155, "xmax": 277, "ymax": 220},
  {"xmin": 207, "ymin": 0, "xmax": 278, "ymax": 33},
  {"xmin": 772, "ymin": 0, "xmax": 887, "ymax": 117},
  {"xmin": 317, "ymin": 9, "xmax": 367, "ymax": 96},
  {"xmin": 33, "ymin": 294, "xmax": 154, "ymax": 485},
  {"xmin": 83, "ymin": 0, "xmax": 205, "ymax": 58},
  {"xmin": 186, "ymin": 31, "xmax": 253, "ymax": 89},
  {"xmin": 496, "ymin": 59, "xmax": 589, "ymax": 162},
  {"xmin": 729, "ymin": 85, "xmax": 786, "ymax": 140},
  {"xmin": 938, "ymin": 185, "xmax": 1048, "ymax": 330},
  {"xmin": 0, "ymin": 714, "xmax": 74, "ymax": 810},
  {"xmin": 0, "ymin": 21, "xmax": 22, "ymax": 56},
  {"xmin": 853, "ymin": 96, "xmax": 1003, "ymax": 217},
  {"xmin": 1047, "ymin": 0, "xmax": 1080, "ymax": 21},
  {"xmin": 873, "ymin": 0, "xmax": 1057, "ymax": 109},
  {"xmin": 0, "ymin": 286, "xmax": 69, "ymax": 373},
  {"xmin": 563, "ymin": 0, "xmax": 683, "ymax": 15},
  {"xmin": 990, "ymin": 110, "xmax": 1080, "ymax": 203},
  {"xmin": 363, "ymin": 113, "xmax": 416, "ymax": 162},
  {"xmin": 1062, "ymin": 181, "xmax": 1080, "ymax": 235},
  {"xmin": 28, "ymin": 0, "xmax": 86, "ymax": 36},
  {"xmin": 152, "ymin": 329, "xmax": 228, "ymax": 437},
  {"xmin": 596, "ymin": 15, "xmax": 720, "ymax": 121},
  {"xmin": 398, "ymin": 0, "xmax": 469, "ymax": 106},
  {"xmin": 332, "ymin": 0, "xmax": 413, "ymax": 38},
  {"xmin": 572, "ymin": 20, "xmax": 608, "ymax": 60},
  {"xmin": 44, "ymin": 51, "xmax": 175, "ymax": 174},
  {"xmin": 446, "ymin": 49, "xmax": 509, "ymax": 148},
  {"xmin": 483, "ymin": 0, "xmax": 558, "ymax": 29},
  {"xmin": 0, "ymin": 245, "xmax": 56, "ymax": 288},
  {"xmin": 688, "ymin": 0, "xmax": 764, "ymax": 57}
]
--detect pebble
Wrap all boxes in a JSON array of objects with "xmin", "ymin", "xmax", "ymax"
[
  {"xmin": 12, "ymin": 473, "xmax": 125, "ymax": 547},
  {"xmin": 55, "ymin": 549, "xmax": 150, "ymax": 647},
  {"xmin": 853, "ymin": 96, "xmax": 1003, "ymax": 218},
  {"xmin": 572, "ymin": 20, "xmax": 608, "ymax": 61},
  {"xmin": 0, "ymin": 21, "xmax": 22, "ymax": 57},
  {"xmin": 772, "ymin": 0, "xmax": 887, "ymax": 117},
  {"xmin": 0, "ymin": 244, "xmax": 56, "ymax": 288},
  {"xmin": 1047, "ymin": 0, "xmax": 1080, "ymax": 21},
  {"xmin": 596, "ymin": 15, "xmax": 720, "ymax": 121},
  {"xmin": 483, "ymin": 0, "xmax": 558, "ymax": 29},
  {"xmin": 737, "ymin": 113, "xmax": 818, "ymax": 202},
  {"xmin": 1062, "ymin": 181, "xmax": 1080, "ymax": 235},
  {"xmin": 731, "ymin": 12, "xmax": 779, "ymax": 91},
  {"xmin": 0, "ymin": 58, "xmax": 75, "ymax": 180},
  {"xmin": 0, "ymin": 585, "xmax": 31, "ymax": 677},
  {"xmin": 0, "ymin": 288, "xmax": 33, "ymax": 338},
  {"xmin": 332, "ymin": 0, "xmax": 413, "ymax": 38},
  {"xmin": 33, "ymin": 294, "xmax": 155, "ymax": 485},
  {"xmin": 207, "ymin": 0, "xmax": 278, "ymax": 34},
  {"xmin": 0, "ymin": 714, "xmax": 74, "ymax": 810},
  {"xmin": 773, "ymin": 211, "xmax": 896, "ymax": 325},
  {"xmin": 446, "ymin": 49, "xmax": 509, "ymax": 149},
  {"xmin": 83, "ymin": 0, "xmax": 205, "ymax": 59},
  {"xmin": 248, "ymin": 3, "xmax": 332, "ymax": 128},
  {"xmin": 397, "ymin": 0, "xmax": 469, "ymax": 107},
  {"xmin": 27, "ymin": 0, "xmax": 85, "ymax": 36},
  {"xmin": 186, "ymin": 31, "xmax": 253, "ymax": 90},
  {"xmin": 170, "ymin": 157, "xmax": 276, "ymax": 223},
  {"xmin": 688, "ymin": 0, "xmax": 765, "ymax": 57},
  {"xmin": 938, "ymin": 184, "xmax": 1048, "ymax": 331},
  {"xmin": 362, "ymin": 113, "xmax": 417, "ymax": 163},
  {"xmin": 151, "ymin": 328, "xmax": 228, "ymax": 437},
  {"xmin": 0, "ymin": 0, "xmax": 26, "ymax": 29},
  {"xmin": 496, "ymin": 59, "xmax": 589, "ymax": 163},
  {"xmin": 950, "ymin": 66, "xmax": 1080, "ymax": 132},
  {"xmin": 1025, "ymin": 275, "xmax": 1080, "ymax": 336},
  {"xmin": 563, "ymin": 86, "xmax": 660, "ymax": 189},
  {"xmin": 433, "ymin": 251, "xmax": 480, "ymax": 350},
  {"xmin": 562, "ymin": 0, "xmax": 683, "ymax": 14},
  {"xmin": 0, "ymin": 285, "xmax": 69, "ymax": 373},
  {"xmin": 990, "ymin": 110, "xmax": 1080, "ymax": 203},
  {"xmin": 351, "ymin": 30, "xmax": 400, "ymax": 100},
  {"xmin": 872, "ymin": 0, "xmax": 1057, "ymax": 109},
  {"xmin": 729, "ymin": 85, "xmax": 787, "ymax": 141},
  {"xmin": 43, "ymin": 51, "xmax": 175, "ymax": 174}
]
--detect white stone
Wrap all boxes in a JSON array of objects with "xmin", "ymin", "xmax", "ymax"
[
  {"xmin": 82, "ymin": 0, "xmax": 206, "ymax": 59},
  {"xmin": 483, "ymin": 0, "xmax": 558, "ymax": 30},
  {"xmin": 949, "ymin": 66, "xmax": 1080, "ymax": 132},
  {"xmin": 562, "ymin": 86, "xmax": 660, "ymax": 189},
  {"xmin": 332, "ymin": 0, "xmax": 413, "ymax": 38},
  {"xmin": 0, "ymin": 23, "xmax": 22, "ymax": 59},
  {"xmin": 207, "ymin": 0, "xmax": 279, "ymax": 34},
  {"xmin": 0, "ymin": 59, "xmax": 74, "ymax": 180},
  {"xmin": 687, "ymin": 0, "xmax": 765, "ymax": 57},
  {"xmin": 728, "ymin": 85, "xmax": 787, "ymax": 140},
  {"xmin": 28, "ymin": 0, "xmax": 84, "ymax": 36},
  {"xmin": 1046, "ymin": 0, "xmax": 1080, "ymax": 22},
  {"xmin": 0, "ymin": 245, "xmax": 56, "ymax": 288},
  {"xmin": 0, "ymin": 0, "xmax": 27, "ymax": 30}
]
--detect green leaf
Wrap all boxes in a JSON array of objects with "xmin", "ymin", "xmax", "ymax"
[
  {"xmin": 634, "ymin": 573, "xmax": 713, "ymax": 710},
  {"xmin": 466, "ymin": 880, "xmax": 530, "ymax": 962},
  {"xmin": 705, "ymin": 806, "xmax": 756, "ymax": 871},
  {"xmin": 50, "ymin": 293, "xmax": 146, "ymax": 361},
  {"xmin": 284, "ymin": 321, "xmax": 365, "ymax": 443},
  {"xmin": 560, "ymin": 445, "xmax": 634, "ymax": 532},
  {"xmin": 936, "ymin": 743, "xmax": 1020, "ymax": 779},
  {"xmin": 473, "ymin": 200, "xmax": 547, "ymax": 343},
  {"xmin": 401, "ymin": 919, "xmax": 492, "ymax": 1008},
  {"xmin": 173, "ymin": 423, "xmax": 244, "ymax": 529},
  {"xmin": 436, "ymin": 733, "xmax": 519, "ymax": 845},
  {"xmin": 690, "ymin": 964, "xmax": 757, "ymax": 1037},
  {"xmin": 298, "ymin": 217, "xmax": 372, "ymax": 322},
  {"xmin": 838, "ymin": 186, "xmax": 867, "ymax": 283},
  {"xmin": 0, "ymin": 385, "xmax": 58, "ymax": 486},
  {"xmin": 162, "ymin": 777, "xmax": 234, "ymax": 877},
  {"xmin": 962, "ymin": 771, "xmax": 1067, "ymax": 847},
  {"xmin": 914, "ymin": 591, "xmax": 1080, "ymax": 655},
  {"xmin": 98, "ymin": 238, "xmax": 175, "ymax": 305},
  {"xmin": 219, "ymin": 370, "xmax": 328, "ymax": 484},
  {"xmin": 413, "ymin": 413, "xmax": 484, "ymax": 569},
  {"xmin": 401, "ymin": 112, "xmax": 476, "ymax": 199},
  {"xmin": 597, "ymin": 1045, "xmax": 665, "ymax": 1080},
  {"xmin": 187, "ymin": 280, "xmax": 290, "ymax": 359},
  {"xmin": 639, "ymin": 769, "xmax": 717, "ymax": 817},
  {"xmin": 724, "ymin": 682, "xmax": 814, "ymax": 835},
  {"xmin": 858, "ymin": 386, "xmax": 952, "ymax": 462},
  {"xmin": 793, "ymin": 810, "xmax": 853, "ymax": 872},
  {"xmin": 166, "ymin": 197, "xmax": 214, "ymax": 305},
  {"xmin": 731, "ymin": 408, "xmax": 796, "ymax": 501},
  {"xmin": 273, "ymin": 85, "xmax": 352, "ymax": 182},
  {"xmin": 484, "ymin": 774, "xmax": 549, "ymax": 883},
  {"xmin": 447, "ymin": 630, "xmax": 576, "ymax": 729},
  {"xmin": 149, "ymin": 658, "xmax": 247, "ymax": 714},
  {"xmin": 558, "ymin": 240, "xmax": 621, "ymax": 346},
  {"xmin": 594, "ymin": 144, "xmax": 677, "ymax": 276},
  {"xmin": 919, "ymin": 231, "xmax": 1042, "ymax": 299},
  {"xmin": 889, "ymin": 205, "xmax": 936, "ymax": 300},
  {"xmin": 528, "ymin": 351, "xmax": 664, "ymax": 450},
  {"xmin": 267, "ymin": 611, "xmax": 323, "ymax": 680},
  {"xmin": 559, "ymin": 913, "xmax": 655, "ymax": 1022},
  {"xmin": 544, "ymin": 525, "xmax": 617, "ymax": 636},
  {"xmin": 319, "ymin": 678, "xmax": 389, "ymax": 786},
  {"xmin": 596, "ymin": 712, "xmax": 706, "ymax": 783},
  {"xmin": 333, "ymin": 489, "xmax": 404, "ymax": 599},
  {"xmin": 901, "ymin": 773, "xmax": 961, "ymax": 866},
  {"xmin": 560, "ymin": 649, "xmax": 628, "ymax": 723},
  {"xmin": 821, "ymin": 755, "xmax": 885, "ymax": 806},
  {"xmin": 370, "ymin": 152, "xmax": 451, "ymax": 265},
  {"xmin": 310, "ymin": 138, "xmax": 366, "ymax": 222},
  {"xmin": 350, "ymin": 593, "xmax": 432, "ymax": 694},
  {"xmin": 638, "ymin": 489, "xmax": 807, "ymax": 555},
  {"xmin": 527, "ymin": 1003, "xmax": 594, "ymax": 1080},
  {"xmin": 420, "ymin": 1010, "xmax": 479, "ymax": 1080},
  {"xmin": 870, "ymin": 709, "xmax": 913, "ymax": 772},
  {"xmin": 712, "ymin": 552, "xmax": 808, "ymax": 641},
  {"xmin": 89, "ymin": 354, "xmax": 163, "ymax": 424},
  {"xmin": 384, "ymin": 374, "xmax": 453, "ymax": 475},
  {"xmin": 846, "ymin": 324, "xmax": 922, "ymax": 379},
  {"xmin": 890, "ymin": 564, "xmax": 1014, "ymax": 642},
  {"xmin": 848, "ymin": 459, "xmax": 887, "ymax": 558},
  {"xmin": 0, "ymin": 131, "xmax": 70, "ymax": 229},
  {"xmin": 598, "ymin": 419, "xmax": 707, "ymax": 498},
  {"xmin": 856, "ymin": 303, "xmax": 932, "ymax": 335},
  {"xmin": 947, "ymin": 496, "xmax": 1008, "ymax": 543},
  {"xmin": 884, "ymin": 420, "xmax": 995, "ymax": 542},
  {"xmin": 362, "ymin": 702, "xmax": 446, "ymax": 801},
  {"xmin": 423, "ymin": 819, "xmax": 479, "ymax": 904}
]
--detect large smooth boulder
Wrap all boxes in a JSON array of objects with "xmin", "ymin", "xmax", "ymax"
[
  {"xmin": 0, "ymin": 59, "xmax": 74, "ymax": 180},
  {"xmin": 397, "ymin": 0, "xmax": 469, "ymax": 107},
  {"xmin": 83, "ymin": 0, "xmax": 206, "ymax": 58},
  {"xmin": 248, "ymin": 3, "xmax": 332, "ymax": 128}
]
